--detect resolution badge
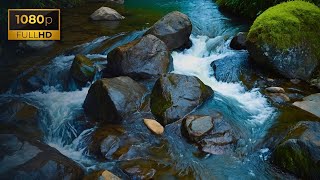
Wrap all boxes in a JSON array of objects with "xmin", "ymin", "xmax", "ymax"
[{"xmin": 8, "ymin": 9, "xmax": 60, "ymax": 40}]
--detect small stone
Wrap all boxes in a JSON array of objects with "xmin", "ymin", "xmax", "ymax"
[
  {"xmin": 90, "ymin": 7, "xmax": 124, "ymax": 21},
  {"xmin": 265, "ymin": 87, "xmax": 285, "ymax": 93},
  {"xmin": 290, "ymin": 79, "xmax": 301, "ymax": 84},
  {"xmin": 185, "ymin": 116, "xmax": 214, "ymax": 138},
  {"xmin": 266, "ymin": 78, "xmax": 274, "ymax": 82},
  {"xmin": 100, "ymin": 170, "xmax": 121, "ymax": 180},
  {"xmin": 143, "ymin": 119, "xmax": 164, "ymax": 135},
  {"xmin": 268, "ymin": 93, "xmax": 291, "ymax": 104}
]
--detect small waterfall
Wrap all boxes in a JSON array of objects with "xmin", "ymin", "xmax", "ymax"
[{"xmin": 172, "ymin": 35, "xmax": 275, "ymax": 141}]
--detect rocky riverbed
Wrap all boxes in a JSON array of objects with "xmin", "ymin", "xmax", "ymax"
[{"xmin": 0, "ymin": 0, "xmax": 319, "ymax": 179}]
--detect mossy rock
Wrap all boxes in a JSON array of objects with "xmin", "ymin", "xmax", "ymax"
[
  {"xmin": 150, "ymin": 74, "xmax": 213, "ymax": 125},
  {"xmin": 247, "ymin": 1, "xmax": 320, "ymax": 81},
  {"xmin": 272, "ymin": 121, "xmax": 320, "ymax": 178},
  {"xmin": 70, "ymin": 54, "xmax": 96, "ymax": 87}
]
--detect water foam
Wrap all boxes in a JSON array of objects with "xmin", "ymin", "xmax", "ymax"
[{"xmin": 172, "ymin": 35, "xmax": 274, "ymax": 126}]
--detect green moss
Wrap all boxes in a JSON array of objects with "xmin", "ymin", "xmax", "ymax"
[
  {"xmin": 273, "ymin": 140, "xmax": 319, "ymax": 178},
  {"xmin": 247, "ymin": 1, "xmax": 320, "ymax": 59},
  {"xmin": 198, "ymin": 79, "xmax": 213, "ymax": 100},
  {"xmin": 71, "ymin": 54, "xmax": 96, "ymax": 82},
  {"xmin": 168, "ymin": 75, "xmax": 176, "ymax": 87},
  {"xmin": 150, "ymin": 78, "xmax": 173, "ymax": 124},
  {"xmin": 215, "ymin": 0, "xmax": 320, "ymax": 19}
]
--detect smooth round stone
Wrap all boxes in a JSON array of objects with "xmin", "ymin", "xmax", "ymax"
[
  {"xmin": 266, "ymin": 87, "xmax": 285, "ymax": 93},
  {"xmin": 187, "ymin": 116, "xmax": 214, "ymax": 137},
  {"xmin": 143, "ymin": 119, "xmax": 164, "ymax": 135},
  {"xmin": 100, "ymin": 170, "xmax": 121, "ymax": 180}
]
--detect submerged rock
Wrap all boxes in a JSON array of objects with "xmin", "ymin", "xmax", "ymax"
[
  {"xmin": 272, "ymin": 121, "xmax": 320, "ymax": 178},
  {"xmin": 70, "ymin": 54, "xmax": 96, "ymax": 87},
  {"xmin": 83, "ymin": 77, "xmax": 147, "ymax": 123},
  {"xmin": 230, "ymin": 32, "xmax": 247, "ymax": 50},
  {"xmin": 143, "ymin": 119, "xmax": 164, "ymax": 135},
  {"xmin": 90, "ymin": 7, "xmax": 125, "ymax": 21},
  {"xmin": 293, "ymin": 93, "xmax": 320, "ymax": 118},
  {"xmin": 182, "ymin": 114, "xmax": 238, "ymax": 155},
  {"xmin": 210, "ymin": 52, "xmax": 252, "ymax": 83},
  {"xmin": 247, "ymin": 1, "xmax": 320, "ymax": 82},
  {"xmin": 0, "ymin": 134, "xmax": 84, "ymax": 179},
  {"xmin": 150, "ymin": 74, "xmax": 213, "ymax": 125},
  {"xmin": 104, "ymin": 34, "xmax": 170, "ymax": 79},
  {"xmin": 145, "ymin": 11, "xmax": 192, "ymax": 50}
]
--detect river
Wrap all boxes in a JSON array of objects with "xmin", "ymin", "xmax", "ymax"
[{"xmin": 0, "ymin": 0, "xmax": 297, "ymax": 179}]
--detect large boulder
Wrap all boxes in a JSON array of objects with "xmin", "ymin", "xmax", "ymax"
[
  {"xmin": 182, "ymin": 114, "xmax": 238, "ymax": 155},
  {"xmin": 83, "ymin": 77, "xmax": 147, "ymax": 123},
  {"xmin": 272, "ymin": 121, "xmax": 320, "ymax": 178},
  {"xmin": 0, "ymin": 134, "xmax": 84, "ymax": 179},
  {"xmin": 70, "ymin": 54, "xmax": 96, "ymax": 87},
  {"xmin": 104, "ymin": 34, "xmax": 170, "ymax": 79},
  {"xmin": 247, "ymin": 1, "xmax": 320, "ymax": 81},
  {"xmin": 145, "ymin": 11, "xmax": 192, "ymax": 51},
  {"xmin": 150, "ymin": 74, "xmax": 213, "ymax": 125},
  {"xmin": 90, "ymin": 7, "xmax": 125, "ymax": 21},
  {"xmin": 293, "ymin": 93, "xmax": 320, "ymax": 118}
]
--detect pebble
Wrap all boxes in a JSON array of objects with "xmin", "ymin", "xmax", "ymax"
[{"xmin": 143, "ymin": 119, "xmax": 164, "ymax": 135}]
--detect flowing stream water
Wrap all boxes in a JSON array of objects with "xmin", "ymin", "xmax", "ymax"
[{"xmin": 0, "ymin": 0, "xmax": 287, "ymax": 179}]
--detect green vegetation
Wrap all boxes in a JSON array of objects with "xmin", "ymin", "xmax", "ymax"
[
  {"xmin": 215, "ymin": 0, "xmax": 320, "ymax": 19},
  {"xmin": 247, "ymin": 1, "xmax": 320, "ymax": 58}
]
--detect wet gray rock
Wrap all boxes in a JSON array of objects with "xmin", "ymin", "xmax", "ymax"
[
  {"xmin": 90, "ymin": 7, "xmax": 124, "ymax": 21},
  {"xmin": 0, "ymin": 100, "xmax": 41, "ymax": 139},
  {"xmin": 183, "ymin": 116, "xmax": 214, "ymax": 142},
  {"xmin": 0, "ymin": 134, "xmax": 84, "ymax": 179},
  {"xmin": 83, "ymin": 77, "xmax": 147, "ymax": 123},
  {"xmin": 70, "ymin": 54, "xmax": 96, "ymax": 87},
  {"xmin": 100, "ymin": 135, "xmax": 120, "ymax": 160},
  {"xmin": 210, "ymin": 52, "xmax": 252, "ymax": 83},
  {"xmin": 272, "ymin": 121, "xmax": 320, "ymax": 178},
  {"xmin": 150, "ymin": 74, "xmax": 213, "ymax": 125},
  {"xmin": 293, "ymin": 93, "xmax": 320, "ymax": 118},
  {"xmin": 104, "ymin": 34, "xmax": 170, "ymax": 80},
  {"xmin": 145, "ymin": 11, "xmax": 192, "ymax": 50},
  {"xmin": 230, "ymin": 32, "xmax": 247, "ymax": 50},
  {"xmin": 24, "ymin": 41, "xmax": 55, "ymax": 49},
  {"xmin": 267, "ymin": 93, "xmax": 290, "ymax": 105},
  {"xmin": 182, "ymin": 114, "xmax": 238, "ymax": 155},
  {"xmin": 247, "ymin": 41, "xmax": 319, "ymax": 81}
]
